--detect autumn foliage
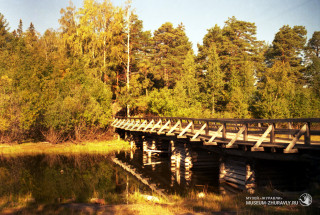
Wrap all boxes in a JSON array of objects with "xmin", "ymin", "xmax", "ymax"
[{"xmin": 0, "ymin": 0, "xmax": 319, "ymax": 143}]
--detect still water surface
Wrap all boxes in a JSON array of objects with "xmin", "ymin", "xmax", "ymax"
[{"xmin": 0, "ymin": 154, "xmax": 148, "ymax": 207}]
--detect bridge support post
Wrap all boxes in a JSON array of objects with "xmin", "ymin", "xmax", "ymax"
[
  {"xmin": 222, "ymin": 123, "xmax": 227, "ymax": 139},
  {"xmin": 170, "ymin": 140, "xmax": 175, "ymax": 153},
  {"xmin": 143, "ymin": 141, "xmax": 147, "ymax": 151},
  {"xmin": 305, "ymin": 122, "xmax": 311, "ymax": 146},
  {"xmin": 270, "ymin": 123, "xmax": 275, "ymax": 143}
]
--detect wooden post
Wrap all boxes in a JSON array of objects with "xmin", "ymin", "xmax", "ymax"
[
  {"xmin": 191, "ymin": 120, "xmax": 195, "ymax": 134},
  {"xmin": 170, "ymin": 140, "xmax": 175, "ymax": 153},
  {"xmin": 205, "ymin": 121, "xmax": 209, "ymax": 136},
  {"xmin": 270, "ymin": 123, "xmax": 275, "ymax": 144},
  {"xmin": 143, "ymin": 141, "xmax": 147, "ymax": 151},
  {"xmin": 222, "ymin": 123, "xmax": 227, "ymax": 139},
  {"xmin": 243, "ymin": 123, "xmax": 248, "ymax": 141},
  {"xmin": 304, "ymin": 122, "xmax": 311, "ymax": 146},
  {"xmin": 288, "ymin": 122, "xmax": 293, "ymax": 138}
]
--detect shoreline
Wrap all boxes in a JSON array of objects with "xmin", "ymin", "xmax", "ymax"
[{"xmin": 0, "ymin": 139, "xmax": 130, "ymax": 156}]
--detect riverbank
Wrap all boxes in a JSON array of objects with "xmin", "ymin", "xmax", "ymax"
[
  {"xmin": 0, "ymin": 140, "xmax": 130, "ymax": 156},
  {"xmin": 1, "ymin": 191, "xmax": 317, "ymax": 215}
]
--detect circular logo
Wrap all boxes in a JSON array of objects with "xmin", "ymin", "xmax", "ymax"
[{"xmin": 299, "ymin": 193, "xmax": 312, "ymax": 206}]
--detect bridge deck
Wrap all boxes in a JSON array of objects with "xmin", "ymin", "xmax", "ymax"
[{"xmin": 112, "ymin": 117, "xmax": 320, "ymax": 154}]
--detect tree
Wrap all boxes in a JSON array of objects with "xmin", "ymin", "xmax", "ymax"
[
  {"xmin": 180, "ymin": 50, "xmax": 198, "ymax": 99},
  {"xmin": 266, "ymin": 25, "xmax": 307, "ymax": 70},
  {"xmin": 152, "ymin": 22, "xmax": 192, "ymax": 88},
  {"xmin": 255, "ymin": 61, "xmax": 295, "ymax": 118},
  {"xmin": 199, "ymin": 44, "xmax": 225, "ymax": 114},
  {"xmin": 197, "ymin": 17, "xmax": 262, "ymax": 117},
  {"xmin": 17, "ymin": 19, "xmax": 23, "ymax": 37},
  {"xmin": 307, "ymin": 31, "xmax": 320, "ymax": 58},
  {"xmin": 0, "ymin": 13, "xmax": 11, "ymax": 49},
  {"xmin": 306, "ymin": 31, "xmax": 320, "ymax": 96}
]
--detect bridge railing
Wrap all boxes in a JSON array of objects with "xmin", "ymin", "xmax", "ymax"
[{"xmin": 112, "ymin": 116, "xmax": 320, "ymax": 153}]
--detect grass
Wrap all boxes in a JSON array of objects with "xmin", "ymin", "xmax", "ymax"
[
  {"xmin": 0, "ymin": 139, "xmax": 131, "ymax": 156},
  {"xmin": 3, "ymin": 191, "xmax": 316, "ymax": 215}
]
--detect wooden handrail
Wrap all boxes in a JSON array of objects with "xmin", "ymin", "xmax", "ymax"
[{"xmin": 113, "ymin": 116, "xmax": 320, "ymax": 153}]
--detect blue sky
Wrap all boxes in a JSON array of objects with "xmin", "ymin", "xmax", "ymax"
[{"xmin": 0, "ymin": 0, "xmax": 319, "ymax": 51}]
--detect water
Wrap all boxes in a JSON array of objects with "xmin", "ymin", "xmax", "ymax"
[
  {"xmin": 0, "ymin": 149, "xmax": 316, "ymax": 210},
  {"xmin": 116, "ymin": 145, "xmax": 315, "ymax": 195},
  {"xmin": 0, "ymin": 154, "xmax": 148, "ymax": 208},
  {"xmin": 116, "ymin": 149, "xmax": 220, "ymax": 195}
]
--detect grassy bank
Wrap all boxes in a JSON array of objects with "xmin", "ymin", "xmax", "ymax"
[
  {"xmin": 0, "ymin": 140, "xmax": 130, "ymax": 156},
  {"xmin": 2, "ymin": 191, "xmax": 317, "ymax": 215}
]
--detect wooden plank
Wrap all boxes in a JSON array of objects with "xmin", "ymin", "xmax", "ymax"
[
  {"xmin": 120, "ymin": 119, "xmax": 130, "ymax": 129},
  {"xmin": 226, "ymin": 125, "xmax": 246, "ymax": 148},
  {"xmin": 111, "ymin": 118, "xmax": 119, "ymax": 126},
  {"xmin": 191, "ymin": 123, "xmax": 207, "ymax": 141},
  {"xmin": 150, "ymin": 119, "xmax": 162, "ymax": 132},
  {"xmin": 251, "ymin": 124, "xmax": 273, "ymax": 152},
  {"xmin": 113, "ymin": 118, "xmax": 122, "ymax": 127},
  {"xmin": 225, "ymin": 172, "xmax": 247, "ymax": 181},
  {"xmin": 129, "ymin": 120, "xmax": 140, "ymax": 130},
  {"xmin": 284, "ymin": 124, "xmax": 307, "ymax": 153},
  {"xmin": 126, "ymin": 120, "xmax": 136, "ymax": 130},
  {"xmin": 115, "ymin": 119, "xmax": 125, "ymax": 127},
  {"xmin": 143, "ymin": 120, "xmax": 154, "ymax": 131},
  {"xmin": 158, "ymin": 120, "xmax": 171, "ymax": 134},
  {"xmin": 123, "ymin": 120, "xmax": 134, "ymax": 130},
  {"xmin": 136, "ymin": 120, "xmax": 147, "ymax": 131},
  {"xmin": 206, "ymin": 125, "xmax": 224, "ymax": 144},
  {"xmin": 178, "ymin": 121, "xmax": 193, "ymax": 137},
  {"xmin": 167, "ymin": 120, "xmax": 181, "ymax": 136}
]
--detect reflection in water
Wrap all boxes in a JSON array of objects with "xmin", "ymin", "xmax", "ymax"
[
  {"xmin": 117, "ymin": 144, "xmax": 312, "ymax": 195},
  {"xmin": 117, "ymin": 148, "xmax": 220, "ymax": 195},
  {"xmin": 0, "ymin": 154, "xmax": 148, "ymax": 207}
]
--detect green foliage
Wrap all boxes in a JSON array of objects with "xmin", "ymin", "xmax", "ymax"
[
  {"xmin": 147, "ymin": 85, "xmax": 205, "ymax": 118},
  {"xmin": 267, "ymin": 25, "xmax": 307, "ymax": 68},
  {"xmin": 151, "ymin": 22, "xmax": 192, "ymax": 88},
  {"xmin": 44, "ymin": 71, "xmax": 112, "ymax": 135},
  {"xmin": 255, "ymin": 61, "xmax": 296, "ymax": 118},
  {"xmin": 0, "ymin": 3, "xmax": 320, "ymax": 143}
]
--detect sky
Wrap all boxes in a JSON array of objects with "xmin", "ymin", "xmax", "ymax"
[{"xmin": 0, "ymin": 0, "xmax": 319, "ymax": 52}]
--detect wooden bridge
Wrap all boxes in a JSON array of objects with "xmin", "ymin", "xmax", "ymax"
[
  {"xmin": 112, "ymin": 116, "xmax": 320, "ymax": 193},
  {"xmin": 112, "ymin": 117, "xmax": 320, "ymax": 153}
]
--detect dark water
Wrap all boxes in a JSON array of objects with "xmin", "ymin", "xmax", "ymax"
[
  {"xmin": 0, "ymin": 154, "xmax": 148, "ymax": 208},
  {"xmin": 116, "ymin": 149, "xmax": 220, "ymax": 195},
  {"xmin": 1, "ymin": 149, "xmax": 317, "ymax": 211},
  {"xmin": 116, "ymin": 147, "xmax": 317, "ymax": 195}
]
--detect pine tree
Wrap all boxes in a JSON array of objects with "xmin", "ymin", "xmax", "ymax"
[
  {"xmin": 256, "ymin": 61, "xmax": 295, "ymax": 118},
  {"xmin": 306, "ymin": 31, "xmax": 320, "ymax": 97},
  {"xmin": 152, "ymin": 22, "xmax": 192, "ymax": 88},
  {"xmin": 202, "ymin": 44, "xmax": 225, "ymax": 114},
  {"xmin": 267, "ymin": 25, "xmax": 307, "ymax": 68},
  {"xmin": 198, "ymin": 17, "xmax": 262, "ymax": 117},
  {"xmin": 17, "ymin": 19, "xmax": 23, "ymax": 37},
  {"xmin": 0, "ymin": 13, "xmax": 11, "ymax": 49},
  {"xmin": 180, "ymin": 50, "xmax": 198, "ymax": 99}
]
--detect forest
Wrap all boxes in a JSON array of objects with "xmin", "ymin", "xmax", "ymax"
[{"xmin": 0, "ymin": 0, "xmax": 319, "ymax": 143}]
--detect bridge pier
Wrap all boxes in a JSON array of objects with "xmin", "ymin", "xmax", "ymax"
[{"xmin": 219, "ymin": 157, "xmax": 256, "ymax": 194}]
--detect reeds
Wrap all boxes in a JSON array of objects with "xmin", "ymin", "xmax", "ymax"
[{"xmin": 0, "ymin": 140, "xmax": 130, "ymax": 156}]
